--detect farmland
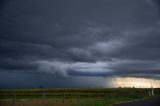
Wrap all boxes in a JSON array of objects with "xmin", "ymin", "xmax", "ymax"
[{"xmin": 0, "ymin": 88, "xmax": 160, "ymax": 106}]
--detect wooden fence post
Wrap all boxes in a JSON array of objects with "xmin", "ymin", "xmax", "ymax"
[
  {"xmin": 43, "ymin": 93, "xmax": 46, "ymax": 99},
  {"xmin": 12, "ymin": 93, "xmax": 16, "ymax": 106},
  {"xmin": 42, "ymin": 93, "xmax": 46, "ymax": 104},
  {"xmin": 63, "ymin": 94, "xmax": 65, "ymax": 103},
  {"xmin": 78, "ymin": 94, "xmax": 80, "ymax": 103}
]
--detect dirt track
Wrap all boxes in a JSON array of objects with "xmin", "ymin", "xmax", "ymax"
[{"xmin": 113, "ymin": 97, "xmax": 160, "ymax": 106}]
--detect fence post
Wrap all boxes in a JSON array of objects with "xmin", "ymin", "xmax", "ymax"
[
  {"xmin": 12, "ymin": 93, "xmax": 16, "ymax": 106},
  {"xmin": 78, "ymin": 94, "xmax": 80, "ymax": 103},
  {"xmin": 43, "ymin": 93, "xmax": 46, "ymax": 99},
  {"xmin": 42, "ymin": 93, "xmax": 46, "ymax": 104},
  {"xmin": 63, "ymin": 94, "xmax": 65, "ymax": 103}
]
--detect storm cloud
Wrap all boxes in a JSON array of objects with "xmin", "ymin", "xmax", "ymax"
[{"xmin": 0, "ymin": 0, "xmax": 160, "ymax": 88}]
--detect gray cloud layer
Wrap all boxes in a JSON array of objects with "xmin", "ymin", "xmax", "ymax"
[{"xmin": 0, "ymin": 0, "xmax": 160, "ymax": 87}]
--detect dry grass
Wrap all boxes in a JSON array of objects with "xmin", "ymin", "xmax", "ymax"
[
  {"xmin": 0, "ymin": 99, "xmax": 80, "ymax": 106},
  {"xmin": 0, "ymin": 88, "xmax": 160, "ymax": 106}
]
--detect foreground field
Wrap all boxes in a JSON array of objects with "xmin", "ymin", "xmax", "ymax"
[
  {"xmin": 0, "ymin": 99, "xmax": 78, "ymax": 106},
  {"xmin": 0, "ymin": 88, "xmax": 160, "ymax": 106},
  {"xmin": 0, "ymin": 98, "xmax": 139, "ymax": 106}
]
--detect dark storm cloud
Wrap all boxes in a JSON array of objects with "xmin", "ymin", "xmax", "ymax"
[
  {"xmin": 0, "ymin": 71, "xmax": 112, "ymax": 88},
  {"xmin": 154, "ymin": 0, "xmax": 160, "ymax": 13},
  {"xmin": 0, "ymin": 58, "xmax": 36, "ymax": 71},
  {"xmin": 0, "ymin": 0, "xmax": 160, "ymax": 88},
  {"xmin": 0, "ymin": 0, "xmax": 5, "ymax": 7}
]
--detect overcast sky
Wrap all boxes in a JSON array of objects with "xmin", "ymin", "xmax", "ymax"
[{"xmin": 0, "ymin": 0, "xmax": 160, "ymax": 88}]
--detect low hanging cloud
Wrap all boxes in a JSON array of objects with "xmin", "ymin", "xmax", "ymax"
[
  {"xmin": 36, "ymin": 61, "xmax": 113, "ymax": 77},
  {"xmin": 35, "ymin": 59, "xmax": 160, "ymax": 79}
]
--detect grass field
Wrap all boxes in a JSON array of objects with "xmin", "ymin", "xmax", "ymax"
[{"xmin": 0, "ymin": 88, "xmax": 160, "ymax": 106}]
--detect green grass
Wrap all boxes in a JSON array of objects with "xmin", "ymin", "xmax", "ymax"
[
  {"xmin": 1, "ymin": 88, "xmax": 159, "ymax": 99},
  {"xmin": 0, "ymin": 88, "xmax": 160, "ymax": 106},
  {"xmin": 70, "ymin": 98, "xmax": 137, "ymax": 106}
]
